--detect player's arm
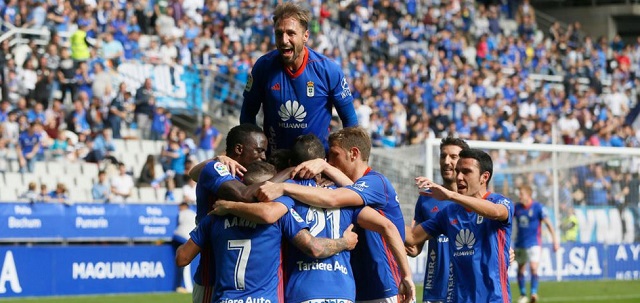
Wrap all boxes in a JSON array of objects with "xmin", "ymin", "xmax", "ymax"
[
  {"xmin": 291, "ymin": 224, "xmax": 358, "ymax": 258},
  {"xmin": 542, "ymin": 217, "xmax": 560, "ymax": 251},
  {"xmin": 290, "ymin": 158, "xmax": 353, "ymax": 186},
  {"xmin": 175, "ymin": 239, "xmax": 200, "ymax": 267},
  {"xmin": 331, "ymin": 70, "xmax": 358, "ymax": 127},
  {"xmin": 258, "ymin": 181, "xmax": 364, "ymax": 208},
  {"xmin": 421, "ymin": 180, "xmax": 509, "ymax": 221},
  {"xmin": 212, "ymin": 200, "xmax": 288, "ymax": 224},
  {"xmin": 405, "ymin": 220, "xmax": 425, "ymax": 257},
  {"xmin": 357, "ymin": 206, "xmax": 415, "ymax": 302},
  {"xmin": 240, "ymin": 70, "xmax": 260, "ymax": 124},
  {"xmin": 405, "ymin": 222, "xmax": 433, "ymax": 246},
  {"xmin": 188, "ymin": 156, "xmax": 247, "ymax": 181}
]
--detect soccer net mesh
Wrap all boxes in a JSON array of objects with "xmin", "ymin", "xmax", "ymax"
[{"xmin": 369, "ymin": 139, "xmax": 640, "ymax": 244}]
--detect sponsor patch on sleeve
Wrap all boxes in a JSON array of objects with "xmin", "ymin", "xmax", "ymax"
[
  {"xmin": 214, "ymin": 162, "xmax": 231, "ymax": 176},
  {"xmin": 244, "ymin": 74, "xmax": 253, "ymax": 91}
]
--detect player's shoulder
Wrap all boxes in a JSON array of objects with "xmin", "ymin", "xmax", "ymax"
[
  {"xmin": 254, "ymin": 50, "xmax": 281, "ymax": 68},
  {"xmin": 205, "ymin": 160, "xmax": 232, "ymax": 177},
  {"xmin": 306, "ymin": 47, "xmax": 340, "ymax": 69}
]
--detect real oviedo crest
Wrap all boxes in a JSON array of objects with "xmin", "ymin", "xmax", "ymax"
[{"xmin": 306, "ymin": 81, "xmax": 314, "ymax": 97}]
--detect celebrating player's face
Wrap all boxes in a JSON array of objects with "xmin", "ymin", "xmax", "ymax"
[
  {"xmin": 439, "ymin": 145, "xmax": 463, "ymax": 183},
  {"xmin": 327, "ymin": 145, "xmax": 350, "ymax": 175},
  {"xmin": 238, "ymin": 132, "xmax": 268, "ymax": 166},
  {"xmin": 455, "ymin": 158, "xmax": 488, "ymax": 198},
  {"xmin": 274, "ymin": 17, "xmax": 309, "ymax": 68}
]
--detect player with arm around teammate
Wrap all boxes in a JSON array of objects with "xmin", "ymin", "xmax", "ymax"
[
  {"xmin": 176, "ymin": 161, "xmax": 358, "ymax": 303},
  {"xmin": 514, "ymin": 185, "xmax": 559, "ymax": 303},
  {"xmin": 405, "ymin": 149, "xmax": 513, "ymax": 303}
]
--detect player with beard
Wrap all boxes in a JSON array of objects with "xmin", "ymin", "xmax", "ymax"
[{"xmin": 241, "ymin": 2, "xmax": 358, "ymax": 154}]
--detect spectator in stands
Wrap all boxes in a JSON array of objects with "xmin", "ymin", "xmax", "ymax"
[
  {"xmin": 194, "ymin": 115, "xmax": 221, "ymax": 162},
  {"xmin": 150, "ymin": 106, "xmax": 169, "ymax": 141},
  {"xmin": 138, "ymin": 155, "xmax": 157, "ymax": 187},
  {"xmin": 67, "ymin": 100, "xmax": 92, "ymax": 136},
  {"xmin": 19, "ymin": 181, "xmax": 39, "ymax": 204},
  {"xmin": 172, "ymin": 201, "xmax": 196, "ymax": 293},
  {"xmin": 92, "ymin": 127, "xmax": 116, "ymax": 162},
  {"xmin": 135, "ymin": 78, "xmax": 155, "ymax": 139},
  {"xmin": 38, "ymin": 184, "xmax": 50, "ymax": 203},
  {"xmin": 110, "ymin": 162, "xmax": 135, "ymax": 203},
  {"xmin": 92, "ymin": 170, "xmax": 111, "ymax": 203},
  {"xmin": 161, "ymin": 139, "xmax": 188, "ymax": 188},
  {"xmin": 49, "ymin": 183, "xmax": 70, "ymax": 204},
  {"xmin": 57, "ymin": 48, "xmax": 76, "ymax": 103},
  {"xmin": 16, "ymin": 122, "xmax": 40, "ymax": 173},
  {"xmin": 107, "ymin": 82, "xmax": 128, "ymax": 139},
  {"xmin": 100, "ymin": 32, "xmax": 124, "ymax": 67},
  {"xmin": 182, "ymin": 178, "xmax": 197, "ymax": 204},
  {"xmin": 586, "ymin": 165, "xmax": 611, "ymax": 206}
]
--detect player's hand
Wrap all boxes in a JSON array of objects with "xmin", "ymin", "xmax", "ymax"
[
  {"xmin": 415, "ymin": 176, "xmax": 430, "ymax": 188},
  {"xmin": 210, "ymin": 200, "xmax": 231, "ymax": 216},
  {"xmin": 317, "ymin": 176, "xmax": 335, "ymax": 188},
  {"xmin": 398, "ymin": 276, "xmax": 416, "ymax": 303},
  {"xmin": 257, "ymin": 181, "xmax": 284, "ymax": 202},
  {"xmin": 215, "ymin": 155, "xmax": 246, "ymax": 177},
  {"xmin": 509, "ymin": 247, "xmax": 515, "ymax": 264},
  {"xmin": 553, "ymin": 241, "xmax": 560, "ymax": 252},
  {"xmin": 342, "ymin": 224, "xmax": 358, "ymax": 250},
  {"xmin": 416, "ymin": 179, "xmax": 452, "ymax": 201},
  {"xmin": 291, "ymin": 158, "xmax": 326, "ymax": 180}
]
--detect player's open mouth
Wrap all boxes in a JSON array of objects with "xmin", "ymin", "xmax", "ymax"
[
  {"xmin": 281, "ymin": 48, "xmax": 294, "ymax": 56},
  {"xmin": 457, "ymin": 184, "xmax": 467, "ymax": 190}
]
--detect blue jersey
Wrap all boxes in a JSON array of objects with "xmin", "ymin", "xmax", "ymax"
[
  {"xmin": 345, "ymin": 168, "xmax": 405, "ymax": 301},
  {"xmin": 420, "ymin": 192, "xmax": 513, "ymax": 303},
  {"xmin": 193, "ymin": 161, "xmax": 236, "ymax": 287},
  {"xmin": 414, "ymin": 195, "xmax": 453, "ymax": 302},
  {"xmin": 241, "ymin": 47, "xmax": 358, "ymax": 152},
  {"xmin": 514, "ymin": 201, "xmax": 548, "ymax": 249},
  {"xmin": 285, "ymin": 179, "xmax": 360, "ymax": 303},
  {"xmin": 190, "ymin": 196, "xmax": 307, "ymax": 303}
]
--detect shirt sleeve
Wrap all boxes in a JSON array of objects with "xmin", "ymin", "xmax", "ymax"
[
  {"xmin": 420, "ymin": 208, "xmax": 445, "ymax": 238},
  {"xmin": 414, "ymin": 196, "xmax": 425, "ymax": 223},
  {"xmin": 240, "ymin": 63, "xmax": 261, "ymax": 124},
  {"xmin": 280, "ymin": 208, "xmax": 309, "ymax": 240},
  {"xmin": 344, "ymin": 174, "xmax": 386, "ymax": 208},
  {"xmin": 330, "ymin": 64, "xmax": 358, "ymax": 127},
  {"xmin": 198, "ymin": 161, "xmax": 235, "ymax": 192},
  {"xmin": 540, "ymin": 204, "xmax": 549, "ymax": 220},
  {"xmin": 273, "ymin": 195, "xmax": 296, "ymax": 209},
  {"xmin": 189, "ymin": 215, "xmax": 212, "ymax": 248}
]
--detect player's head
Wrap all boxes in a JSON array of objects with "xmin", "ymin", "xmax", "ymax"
[
  {"xmin": 328, "ymin": 127, "xmax": 371, "ymax": 172},
  {"xmin": 273, "ymin": 2, "xmax": 310, "ymax": 67},
  {"xmin": 226, "ymin": 124, "xmax": 267, "ymax": 166},
  {"xmin": 291, "ymin": 134, "xmax": 325, "ymax": 166},
  {"xmin": 268, "ymin": 149, "xmax": 293, "ymax": 172},
  {"xmin": 519, "ymin": 184, "xmax": 533, "ymax": 205},
  {"xmin": 455, "ymin": 149, "xmax": 493, "ymax": 197},
  {"xmin": 243, "ymin": 161, "xmax": 277, "ymax": 185},
  {"xmin": 439, "ymin": 136, "xmax": 469, "ymax": 183}
]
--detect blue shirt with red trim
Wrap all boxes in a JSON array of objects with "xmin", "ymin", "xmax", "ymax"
[
  {"xmin": 514, "ymin": 201, "xmax": 548, "ymax": 249},
  {"xmin": 284, "ymin": 179, "xmax": 360, "ymax": 303},
  {"xmin": 193, "ymin": 160, "xmax": 236, "ymax": 287},
  {"xmin": 241, "ymin": 46, "xmax": 358, "ymax": 152},
  {"xmin": 420, "ymin": 192, "xmax": 513, "ymax": 303},
  {"xmin": 344, "ymin": 169, "xmax": 406, "ymax": 301},
  {"xmin": 190, "ymin": 196, "xmax": 307, "ymax": 303},
  {"xmin": 414, "ymin": 195, "xmax": 453, "ymax": 302}
]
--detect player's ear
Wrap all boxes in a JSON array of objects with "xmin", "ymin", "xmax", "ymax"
[
  {"xmin": 480, "ymin": 171, "xmax": 490, "ymax": 186},
  {"xmin": 303, "ymin": 30, "xmax": 309, "ymax": 43},
  {"xmin": 234, "ymin": 144, "xmax": 244, "ymax": 156},
  {"xmin": 349, "ymin": 147, "xmax": 359, "ymax": 161}
]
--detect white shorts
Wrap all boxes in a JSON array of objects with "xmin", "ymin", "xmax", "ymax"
[
  {"xmin": 357, "ymin": 296, "xmax": 399, "ymax": 303},
  {"xmin": 515, "ymin": 245, "xmax": 542, "ymax": 265}
]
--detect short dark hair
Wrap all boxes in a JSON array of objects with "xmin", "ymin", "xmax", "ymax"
[
  {"xmin": 459, "ymin": 149, "xmax": 493, "ymax": 185},
  {"xmin": 268, "ymin": 149, "xmax": 293, "ymax": 171},
  {"xmin": 440, "ymin": 136, "xmax": 469, "ymax": 151},
  {"xmin": 243, "ymin": 161, "xmax": 277, "ymax": 186},
  {"xmin": 291, "ymin": 134, "xmax": 325, "ymax": 166},
  {"xmin": 225, "ymin": 124, "xmax": 264, "ymax": 155}
]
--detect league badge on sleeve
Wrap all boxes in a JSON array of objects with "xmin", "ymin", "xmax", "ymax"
[
  {"xmin": 306, "ymin": 81, "xmax": 314, "ymax": 97},
  {"xmin": 290, "ymin": 208, "xmax": 305, "ymax": 223},
  {"xmin": 214, "ymin": 162, "xmax": 231, "ymax": 176},
  {"xmin": 245, "ymin": 74, "xmax": 253, "ymax": 91}
]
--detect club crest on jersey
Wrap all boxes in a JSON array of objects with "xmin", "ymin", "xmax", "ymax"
[
  {"xmin": 214, "ymin": 162, "xmax": 230, "ymax": 176},
  {"xmin": 291, "ymin": 209, "xmax": 304, "ymax": 223},
  {"xmin": 306, "ymin": 81, "xmax": 314, "ymax": 97},
  {"xmin": 244, "ymin": 74, "xmax": 253, "ymax": 91}
]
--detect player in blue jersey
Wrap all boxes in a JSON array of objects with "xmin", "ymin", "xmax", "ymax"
[
  {"xmin": 258, "ymin": 127, "xmax": 413, "ymax": 303},
  {"xmin": 406, "ymin": 137, "xmax": 469, "ymax": 303},
  {"xmin": 214, "ymin": 134, "xmax": 413, "ymax": 303},
  {"xmin": 176, "ymin": 161, "xmax": 359, "ymax": 303},
  {"xmin": 190, "ymin": 124, "xmax": 268, "ymax": 303},
  {"xmin": 406, "ymin": 149, "xmax": 513, "ymax": 303},
  {"xmin": 240, "ymin": 2, "xmax": 358, "ymax": 153},
  {"xmin": 514, "ymin": 185, "xmax": 559, "ymax": 303}
]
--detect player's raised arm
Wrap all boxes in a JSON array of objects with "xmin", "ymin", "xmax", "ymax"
[
  {"xmin": 291, "ymin": 224, "xmax": 358, "ymax": 259},
  {"xmin": 176, "ymin": 239, "xmax": 200, "ymax": 267},
  {"xmin": 357, "ymin": 207, "xmax": 416, "ymax": 303},
  {"xmin": 420, "ymin": 179, "xmax": 509, "ymax": 221},
  {"xmin": 258, "ymin": 181, "xmax": 364, "ymax": 208},
  {"xmin": 212, "ymin": 200, "xmax": 288, "ymax": 224},
  {"xmin": 291, "ymin": 158, "xmax": 354, "ymax": 186}
]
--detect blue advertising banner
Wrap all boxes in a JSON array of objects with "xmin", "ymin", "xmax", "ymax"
[
  {"xmin": 0, "ymin": 203, "xmax": 186, "ymax": 242},
  {"xmin": 0, "ymin": 203, "xmax": 65, "ymax": 241},
  {"xmin": 607, "ymin": 243, "xmax": 640, "ymax": 280},
  {"xmin": 0, "ymin": 245, "xmax": 199, "ymax": 298}
]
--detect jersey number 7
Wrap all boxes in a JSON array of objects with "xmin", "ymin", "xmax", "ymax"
[{"xmin": 228, "ymin": 239, "xmax": 252, "ymax": 290}]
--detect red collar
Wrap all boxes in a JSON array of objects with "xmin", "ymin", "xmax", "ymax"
[{"xmin": 284, "ymin": 47, "xmax": 309, "ymax": 79}]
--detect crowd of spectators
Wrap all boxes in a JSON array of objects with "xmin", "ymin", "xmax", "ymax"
[{"xmin": 0, "ymin": 0, "xmax": 639, "ymax": 208}]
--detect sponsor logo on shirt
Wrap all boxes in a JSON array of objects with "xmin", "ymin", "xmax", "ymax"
[
  {"xmin": 271, "ymin": 82, "xmax": 281, "ymax": 91},
  {"xmin": 214, "ymin": 162, "xmax": 230, "ymax": 177},
  {"xmin": 431, "ymin": 206, "xmax": 439, "ymax": 213},
  {"xmin": 278, "ymin": 100, "xmax": 308, "ymax": 129},
  {"xmin": 450, "ymin": 219, "xmax": 458, "ymax": 225},
  {"xmin": 454, "ymin": 229, "xmax": 476, "ymax": 257},
  {"xmin": 351, "ymin": 181, "xmax": 368, "ymax": 192}
]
